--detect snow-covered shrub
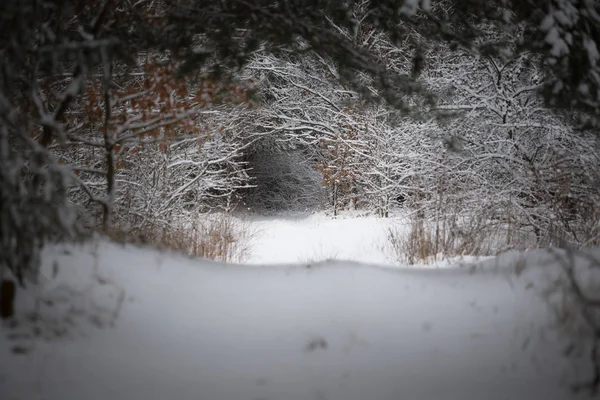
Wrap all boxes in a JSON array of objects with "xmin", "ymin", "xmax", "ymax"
[
  {"xmin": 112, "ymin": 121, "xmax": 252, "ymax": 223},
  {"xmin": 404, "ymin": 26, "xmax": 600, "ymax": 250},
  {"xmin": 240, "ymin": 51, "xmax": 415, "ymax": 216},
  {"xmin": 58, "ymin": 59, "xmax": 257, "ymax": 230}
]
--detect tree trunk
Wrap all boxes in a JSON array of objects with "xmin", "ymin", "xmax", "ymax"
[{"xmin": 0, "ymin": 280, "xmax": 16, "ymax": 319}]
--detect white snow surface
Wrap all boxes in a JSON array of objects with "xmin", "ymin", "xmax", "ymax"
[
  {"xmin": 243, "ymin": 212, "xmax": 481, "ymax": 267},
  {"xmin": 245, "ymin": 213, "xmax": 399, "ymax": 265},
  {"xmin": 1, "ymin": 214, "xmax": 597, "ymax": 400}
]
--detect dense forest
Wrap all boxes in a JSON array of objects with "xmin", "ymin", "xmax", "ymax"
[{"xmin": 2, "ymin": 0, "xmax": 600, "ymax": 280}]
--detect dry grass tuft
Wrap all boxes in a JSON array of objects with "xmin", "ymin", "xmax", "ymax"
[
  {"xmin": 388, "ymin": 213, "xmax": 527, "ymax": 265},
  {"xmin": 108, "ymin": 213, "xmax": 252, "ymax": 263}
]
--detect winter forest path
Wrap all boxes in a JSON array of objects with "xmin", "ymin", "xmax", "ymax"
[{"xmin": 244, "ymin": 213, "xmax": 400, "ymax": 266}]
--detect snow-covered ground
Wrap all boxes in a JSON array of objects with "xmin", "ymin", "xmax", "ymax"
[
  {"xmin": 244, "ymin": 212, "xmax": 399, "ymax": 265},
  {"xmin": 243, "ymin": 212, "xmax": 482, "ymax": 267},
  {"xmin": 1, "ymin": 214, "xmax": 597, "ymax": 400}
]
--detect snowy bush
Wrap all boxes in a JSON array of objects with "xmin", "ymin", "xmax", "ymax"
[{"xmin": 396, "ymin": 26, "xmax": 600, "ymax": 250}]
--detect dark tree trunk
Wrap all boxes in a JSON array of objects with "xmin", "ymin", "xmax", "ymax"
[{"xmin": 0, "ymin": 279, "xmax": 16, "ymax": 319}]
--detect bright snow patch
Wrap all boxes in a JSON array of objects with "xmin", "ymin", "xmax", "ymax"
[
  {"xmin": 245, "ymin": 213, "xmax": 399, "ymax": 265},
  {"xmin": 1, "ymin": 237, "xmax": 595, "ymax": 400},
  {"xmin": 243, "ymin": 212, "xmax": 484, "ymax": 268}
]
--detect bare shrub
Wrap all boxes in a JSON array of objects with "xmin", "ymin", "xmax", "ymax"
[{"xmin": 108, "ymin": 214, "xmax": 252, "ymax": 263}]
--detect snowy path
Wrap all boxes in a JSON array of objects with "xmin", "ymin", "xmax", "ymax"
[
  {"xmin": 245, "ymin": 213, "xmax": 400, "ymax": 265},
  {"xmin": 1, "ymin": 240, "xmax": 590, "ymax": 400}
]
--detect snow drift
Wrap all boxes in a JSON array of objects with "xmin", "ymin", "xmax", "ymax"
[{"xmin": 0, "ymin": 240, "xmax": 597, "ymax": 400}]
